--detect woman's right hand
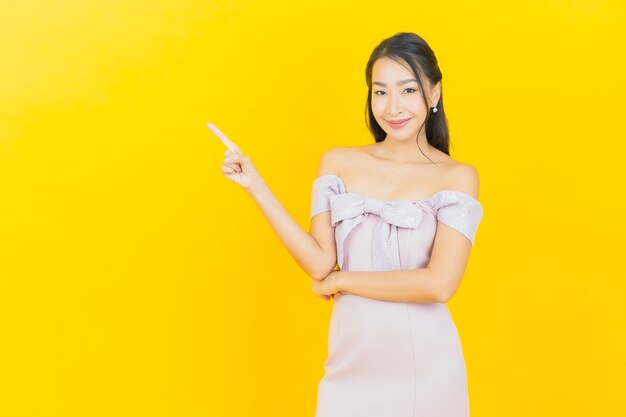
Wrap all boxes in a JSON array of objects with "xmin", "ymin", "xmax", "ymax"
[
  {"xmin": 312, "ymin": 271, "xmax": 344, "ymax": 301},
  {"xmin": 208, "ymin": 121, "xmax": 264, "ymax": 190},
  {"xmin": 221, "ymin": 148, "xmax": 264, "ymax": 190},
  {"xmin": 315, "ymin": 292, "xmax": 343, "ymax": 301}
]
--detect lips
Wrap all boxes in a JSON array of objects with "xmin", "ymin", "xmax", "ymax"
[{"xmin": 386, "ymin": 118, "xmax": 411, "ymax": 125}]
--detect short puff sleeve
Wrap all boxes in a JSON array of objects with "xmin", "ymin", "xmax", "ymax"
[
  {"xmin": 431, "ymin": 190, "xmax": 484, "ymax": 245},
  {"xmin": 310, "ymin": 175, "xmax": 346, "ymax": 219}
]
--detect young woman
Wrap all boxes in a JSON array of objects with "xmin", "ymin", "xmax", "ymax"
[{"xmin": 218, "ymin": 32, "xmax": 484, "ymax": 417}]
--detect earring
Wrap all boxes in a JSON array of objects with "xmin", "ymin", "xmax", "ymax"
[{"xmin": 432, "ymin": 106, "xmax": 438, "ymax": 113}]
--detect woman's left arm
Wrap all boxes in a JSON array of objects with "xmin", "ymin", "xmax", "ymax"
[
  {"xmin": 313, "ymin": 163, "xmax": 480, "ymax": 303},
  {"xmin": 313, "ymin": 213, "xmax": 475, "ymax": 303},
  {"xmin": 317, "ymin": 269, "xmax": 444, "ymax": 303}
]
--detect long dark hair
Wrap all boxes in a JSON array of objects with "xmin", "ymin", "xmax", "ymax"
[{"xmin": 364, "ymin": 32, "xmax": 451, "ymax": 161}]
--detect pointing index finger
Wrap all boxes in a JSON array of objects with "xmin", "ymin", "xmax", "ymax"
[{"xmin": 207, "ymin": 122, "xmax": 242, "ymax": 154}]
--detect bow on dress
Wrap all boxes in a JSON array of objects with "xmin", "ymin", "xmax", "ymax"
[{"xmin": 329, "ymin": 193, "xmax": 427, "ymax": 272}]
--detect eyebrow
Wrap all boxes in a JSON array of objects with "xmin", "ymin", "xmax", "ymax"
[{"xmin": 373, "ymin": 78, "xmax": 418, "ymax": 87}]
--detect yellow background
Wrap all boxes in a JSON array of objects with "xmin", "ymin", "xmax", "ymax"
[{"xmin": 1, "ymin": 0, "xmax": 624, "ymax": 415}]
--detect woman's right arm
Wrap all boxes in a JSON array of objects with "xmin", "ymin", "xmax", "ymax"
[
  {"xmin": 245, "ymin": 176, "xmax": 336, "ymax": 281},
  {"xmin": 222, "ymin": 148, "xmax": 339, "ymax": 281}
]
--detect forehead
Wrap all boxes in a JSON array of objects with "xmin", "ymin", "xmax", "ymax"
[{"xmin": 372, "ymin": 57, "xmax": 415, "ymax": 81}]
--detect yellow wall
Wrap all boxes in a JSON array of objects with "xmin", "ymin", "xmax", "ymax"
[{"xmin": 1, "ymin": 0, "xmax": 624, "ymax": 415}]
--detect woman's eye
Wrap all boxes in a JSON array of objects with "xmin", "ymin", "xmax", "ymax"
[{"xmin": 374, "ymin": 88, "xmax": 417, "ymax": 96}]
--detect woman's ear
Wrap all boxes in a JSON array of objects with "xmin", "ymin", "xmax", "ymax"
[{"xmin": 430, "ymin": 81, "xmax": 441, "ymax": 106}]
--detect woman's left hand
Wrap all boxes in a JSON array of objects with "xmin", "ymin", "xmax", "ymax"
[{"xmin": 312, "ymin": 271, "xmax": 343, "ymax": 300}]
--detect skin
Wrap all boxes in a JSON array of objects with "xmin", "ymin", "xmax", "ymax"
[
  {"xmin": 214, "ymin": 56, "xmax": 480, "ymax": 303},
  {"xmin": 370, "ymin": 56, "xmax": 442, "ymax": 165}
]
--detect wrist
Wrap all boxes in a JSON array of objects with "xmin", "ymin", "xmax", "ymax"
[
  {"xmin": 245, "ymin": 177, "xmax": 267, "ymax": 196},
  {"xmin": 334, "ymin": 271, "xmax": 345, "ymax": 293}
]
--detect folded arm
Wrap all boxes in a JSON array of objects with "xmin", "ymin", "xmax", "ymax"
[
  {"xmin": 334, "ymin": 217, "xmax": 475, "ymax": 303},
  {"xmin": 334, "ymin": 268, "xmax": 447, "ymax": 303}
]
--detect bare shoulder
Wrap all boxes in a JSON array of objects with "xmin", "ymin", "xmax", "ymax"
[
  {"xmin": 315, "ymin": 146, "xmax": 362, "ymax": 177},
  {"xmin": 446, "ymin": 161, "xmax": 480, "ymax": 200}
]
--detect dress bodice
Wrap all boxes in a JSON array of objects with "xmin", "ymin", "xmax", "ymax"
[{"xmin": 310, "ymin": 174, "xmax": 484, "ymax": 272}]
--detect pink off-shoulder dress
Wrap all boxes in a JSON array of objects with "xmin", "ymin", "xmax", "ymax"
[{"xmin": 311, "ymin": 174, "xmax": 484, "ymax": 417}]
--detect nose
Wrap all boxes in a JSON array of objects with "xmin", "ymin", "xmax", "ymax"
[{"xmin": 386, "ymin": 91, "xmax": 403, "ymax": 116}]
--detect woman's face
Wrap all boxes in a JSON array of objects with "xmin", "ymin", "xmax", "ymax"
[{"xmin": 371, "ymin": 57, "xmax": 438, "ymax": 142}]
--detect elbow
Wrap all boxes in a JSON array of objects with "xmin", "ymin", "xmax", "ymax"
[
  {"xmin": 309, "ymin": 270, "xmax": 325, "ymax": 281},
  {"xmin": 310, "ymin": 260, "xmax": 337, "ymax": 281},
  {"xmin": 437, "ymin": 278, "xmax": 460, "ymax": 303},
  {"xmin": 309, "ymin": 250, "xmax": 337, "ymax": 281},
  {"xmin": 437, "ymin": 287, "xmax": 453, "ymax": 303},
  {"xmin": 425, "ymin": 264, "xmax": 461, "ymax": 303},
  {"xmin": 311, "ymin": 266, "xmax": 336, "ymax": 281},
  {"xmin": 307, "ymin": 244, "xmax": 337, "ymax": 280}
]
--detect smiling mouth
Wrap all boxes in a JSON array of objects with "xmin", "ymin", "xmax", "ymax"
[{"xmin": 386, "ymin": 118, "xmax": 411, "ymax": 124}]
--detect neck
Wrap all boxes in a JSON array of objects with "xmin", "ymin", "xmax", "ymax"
[{"xmin": 377, "ymin": 131, "xmax": 436, "ymax": 164}]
